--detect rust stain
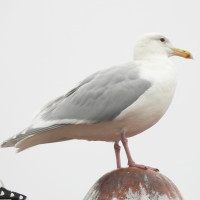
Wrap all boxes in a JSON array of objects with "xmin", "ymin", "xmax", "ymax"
[{"xmin": 84, "ymin": 167, "xmax": 183, "ymax": 200}]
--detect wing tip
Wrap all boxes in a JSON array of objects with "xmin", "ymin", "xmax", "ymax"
[{"xmin": 0, "ymin": 141, "xmax": 12, "ymax": 148}]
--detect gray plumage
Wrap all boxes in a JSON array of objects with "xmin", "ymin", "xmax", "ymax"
[
  {"xmin": 1, "ymin": 63, "xmax": 151, "ymax": 148},
  {"xmin": 41, "ymin": 65, "xmax": 151, "ymax": 121}
]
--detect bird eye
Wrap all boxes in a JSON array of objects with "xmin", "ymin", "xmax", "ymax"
[{"xmin": 160, "ymin": 38, "xmax": 165, "ymax": 42}]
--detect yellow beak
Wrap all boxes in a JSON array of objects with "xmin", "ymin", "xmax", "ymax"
[{"xmin": 171, "ymin": 48, "xmax": 193, "ymax": 59}]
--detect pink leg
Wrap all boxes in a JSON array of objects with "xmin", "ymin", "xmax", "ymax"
[
  {"xmin": 120, "ymin": 129, "xmax": 159, "ymax": 172},
  {"xmin": 114, "ymin": 142, "xmax": 121, "ymax": 168}
]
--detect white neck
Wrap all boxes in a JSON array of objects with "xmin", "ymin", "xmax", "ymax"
[{"xmin": 134, "ymin": 52, "xmax": 169, "ymax": 62}]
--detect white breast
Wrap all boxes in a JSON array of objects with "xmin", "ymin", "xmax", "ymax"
[{"xmin": 115, "ymin": 59, "xmax": 177, "ymax": 138}]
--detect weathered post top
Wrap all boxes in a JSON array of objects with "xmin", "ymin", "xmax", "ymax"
[{"xmin": 84, "ymin": 167, "xmax": 183, "ymax": 200}]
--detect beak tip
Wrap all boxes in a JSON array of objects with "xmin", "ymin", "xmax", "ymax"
[
  {"xmin": 187, "ymin": 54, "xmax": 194, "ymax": 59},
  {"xmin": 172, "ymin": 48, "xmax": 193, "ymax": 60}
]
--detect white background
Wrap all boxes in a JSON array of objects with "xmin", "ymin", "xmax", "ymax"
[{"xmin": 0, "ymin": 0, "xmax": 199, "ymax": 199}]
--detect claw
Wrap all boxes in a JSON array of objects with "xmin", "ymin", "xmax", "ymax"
[{"xmin": 129, "ymin": 163, "xmax": 159, "ymax": 172}]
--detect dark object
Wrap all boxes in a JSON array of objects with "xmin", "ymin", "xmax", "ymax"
[
  {"xmin": 0, "ymin": 187, "xmax": 26, "ymax": 200},
  {"xmin": 84, "ymin": 167, "xmax": 183, "ymax": 200}
]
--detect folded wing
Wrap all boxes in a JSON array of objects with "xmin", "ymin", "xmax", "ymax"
[{"xmin": 1, "ymin": 64, "xmax": 152, "ymax": 147}]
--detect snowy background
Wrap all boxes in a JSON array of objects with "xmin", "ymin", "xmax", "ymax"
[{"xmin": 0, "ymin": 0, "xmax": 199, "ymax": 199}]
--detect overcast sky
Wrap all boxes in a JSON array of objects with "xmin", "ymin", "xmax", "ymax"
[{"xmin": 0, "ymin": 0, "xmax": 199, "ymax": 199}]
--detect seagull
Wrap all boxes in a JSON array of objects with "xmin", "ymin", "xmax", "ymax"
[{"xmin": 1, "ymin": 33, "xmax": 193, "ymax": 171}]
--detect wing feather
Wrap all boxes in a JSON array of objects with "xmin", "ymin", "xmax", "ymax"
[{"xmin": 1, "ymin": 63, "xmax": 152, "ymax": 148}]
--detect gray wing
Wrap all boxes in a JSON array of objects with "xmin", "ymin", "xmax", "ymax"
[
  {"xmin": 39, "ymin": 64, "xmax": 151, "ymax": 122},
  {"xmin": 1, "ymin": 64, "xmax": 151, "ymax": 147}
]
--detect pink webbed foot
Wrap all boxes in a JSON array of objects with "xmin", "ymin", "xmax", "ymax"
[{"xmin": 120, "ymin": 129, "xmax": 159, "ymax": 172}]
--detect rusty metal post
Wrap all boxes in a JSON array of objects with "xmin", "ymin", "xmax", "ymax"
[{"xmin": 84, "ymin": 168, "xmax": 183, "ymax": 200}]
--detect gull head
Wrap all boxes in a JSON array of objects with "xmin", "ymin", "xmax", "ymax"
[{"xmin": 133, "ymin": 33, "xmax": 193, "ymax": 61}]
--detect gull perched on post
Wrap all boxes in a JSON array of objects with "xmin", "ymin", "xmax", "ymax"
[{"xmin": 1, "ymin": 33, "xmax": 193, "ymax": 171}]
